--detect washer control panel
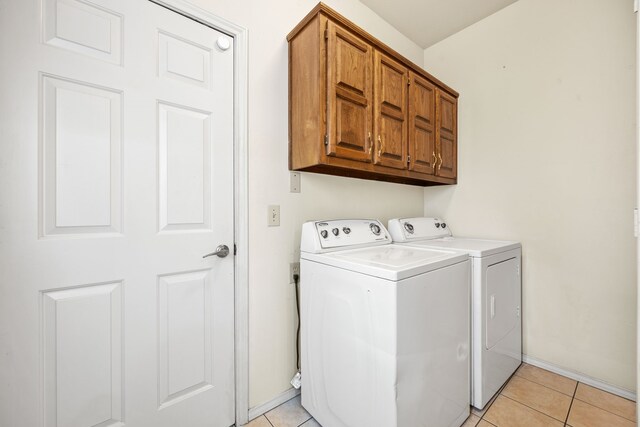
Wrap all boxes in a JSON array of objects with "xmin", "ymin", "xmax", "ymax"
[
  {"xmin": 387, "ymin": 217, "xmax": 452, "ymax": 242},
  {"xmin": 301, "ymin": 219, "xmax": 391, "ymax": 253}
]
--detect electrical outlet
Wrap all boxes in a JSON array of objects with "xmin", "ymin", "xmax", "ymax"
[
  {"xmin": 290, "ymin": 262, "xmax": 300, "ymax": 282},
  {"xmin": 268, "ymin": 205, "xmax": 280, "ymax": 226}
]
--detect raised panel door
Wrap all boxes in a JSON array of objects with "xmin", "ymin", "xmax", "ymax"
[
  {"xmin": 408, "ymin": 72, "xmax": 436, "ymax": 175},
  {"xmin": 326, "ymin": 21, "xmax": 373, "ymax": 162},
  {"xmin": 373, "ymin": 51, "xmax": 407, "ymax": 170},
  {"xmin": 0, "ymin": 2, "xmax": 235, "ymax": 426},
  {"xmin": 436, "ymin": 89, "xmax": 457, "ymax": 179}
]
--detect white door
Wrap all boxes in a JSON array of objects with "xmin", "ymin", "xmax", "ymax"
[{"xmin": 0, "ymin": 1, "xmax": 235, "ymax": 426}]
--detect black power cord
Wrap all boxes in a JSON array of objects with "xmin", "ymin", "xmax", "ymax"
[{"xmin": 293, "ymin": 273, "xmax": 300, "ymax": 371}]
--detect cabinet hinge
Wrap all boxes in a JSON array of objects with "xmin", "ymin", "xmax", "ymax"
[
  {"xmin": 324, "ymin": 28, "xmax": 328, "ymax": 39},
  {"xmin": 407, "ymin": 77, "xmax": 411, "ymax": 86},
  {"xmin": 407, "ymin": 155, "xmax": 411, "ymax": 164},
  {"xmin": 324, "ymin": 134, "xmax": 329, "ymax": 146}
]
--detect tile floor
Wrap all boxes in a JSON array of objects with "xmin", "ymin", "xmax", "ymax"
[{"xmin": 244, "ymin": 363, "xmax": 637, "ymax": 427}]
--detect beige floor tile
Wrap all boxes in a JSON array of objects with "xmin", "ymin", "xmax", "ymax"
[
  {"xmin": 264, "ymin": 395, "xmax": 311, "ymax": 427},
  {"xmin": 478, "ymin": 421, "xmax": 497, "ymax": 427},
  {"xmin": 515, "ymin": 364, "xmax": 577, "ymax": 396},
  {"xmin": 574, "ymin": 383, "xmax": 636, "ymax": 421},
  {"xmin": 472, "ymin": 391, "xmax": 501, "ymax": 417},
  {"xmin": 462, "ymin": 414, "xmax": 481, "ymax": 426},
  {"xmin": 567, "ymin": 399, "xmax": 636, "ymax": 427},
  {"xmin": 244, "ymin": 415, "xmax": 273, "ymax": 427},
  {"xmin": 484, "ymin": 395, "xmax": 564, "ymax": 427},
  {"xmin": 300, "ymin": 418, "xmax": 321, "ymax": 427},
  {"xmin": 501, "ymin": 375, "xmax": 572, "ymax": 421}
]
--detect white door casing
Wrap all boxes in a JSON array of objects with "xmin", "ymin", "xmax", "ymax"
[{"xmin": 0, "ymin": 0, "xmax": 241, "ymax": 426}]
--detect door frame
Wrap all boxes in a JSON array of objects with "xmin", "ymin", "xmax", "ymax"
[
  {"xmin": 636, "ymin": 1, "xmax": 639, "ymax": 424},
  {"xmin": 149, "ymin": 1, "xmax": 249, "ymax": 424}
]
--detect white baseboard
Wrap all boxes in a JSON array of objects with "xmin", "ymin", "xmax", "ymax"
[
  {"xmin": 523, "ymin": 354, "xmax": 636, "ymax": 402},
  {"xmin": 246, "ymin": 387, "xmax": 301, "ymax": 423}
]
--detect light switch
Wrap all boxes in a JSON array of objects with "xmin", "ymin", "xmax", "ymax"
[{"xmin": 268, "ymin": 205, "xmax": 280, "ymax": 226}]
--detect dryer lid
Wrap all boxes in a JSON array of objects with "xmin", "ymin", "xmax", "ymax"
[{"xmin": 405, "ymin": 237, "xmax": 521, "ymax": 258}]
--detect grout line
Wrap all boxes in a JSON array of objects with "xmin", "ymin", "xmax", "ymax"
[
  {"xmin": 572, "ymin": 387, "xmax": 637, "ymax": 422},
  {"xmin": 261, "ymin": 415, "xmax": 275, "ymax": 427},
  {"xmin": 499, "ymin": 394, "xmax": 568, "ymax": 423},
  {"xmin": 478, "ymin": 364, "xmax": 521, "ymax": 421},
  {"xmin": 563, "ymin": 380, "xmax": 578, "ymax": 426},
  {"xmin": 513, "ymin": 371, "xmax": 576, "ymax": 397},
  {"xmin": 295, "ymin": 415, "xmax": 312, "ymax": 427},
  {"xmin": 508, "ymin": 373, "xmax": 575, "ymax": 399}
]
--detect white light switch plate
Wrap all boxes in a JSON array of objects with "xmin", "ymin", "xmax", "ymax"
[{"xmin": 268, "ymin": 205, "xmax": 280, "ymax": 226}]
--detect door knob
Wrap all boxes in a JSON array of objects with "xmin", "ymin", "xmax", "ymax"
[{"xmin": 203, "ymin": 244, "xmax": 230, "ymax": 259}]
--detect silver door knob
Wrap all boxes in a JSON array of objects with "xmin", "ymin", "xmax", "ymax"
[{"xmin": 203, "ymin": 244, "xmax": 230, "ymax": 259}]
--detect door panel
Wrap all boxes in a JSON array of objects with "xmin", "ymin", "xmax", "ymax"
[
  {"xmin": 374, "ymin": 51, "xmax": 407, "ymax": 169},
  {"xmin": 42, "ymin": 282, "xmax": 123, "ymax": 427},
  {"xmin": 158, "ymin": 102, "xmax": 212, "ymax": 231},
  {"xmin": 326, "ymin": 21, "xmax": 373, "ymax": 162},
  {"xmin": 485, "ymin": 258, "xmax": 520, "ymax": 350},
  {"xmin": 436, "ymin": 89, "xmax": 457, "ymax": 179},
  {"xmin": 41, "ymin": 74, "xmax": 123, "ymax": 236},
  {"xmin": 408, "ymin": 72, "xmax": 436, "ymax": 175},
  {"xmin": 42, "ymin": 0, "xmax": 123, "ymax": 65},
  {"xmin": 0, "ymin": 1, "xmax": 235, "ymax": 426}
]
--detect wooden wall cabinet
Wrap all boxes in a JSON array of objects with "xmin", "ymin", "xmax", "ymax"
[{"xmin": 288, "ymin": 2, "xmax": 458, "ymax": 186}]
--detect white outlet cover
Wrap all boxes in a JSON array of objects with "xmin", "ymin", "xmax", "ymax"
[{"xmin": 290, "ymin": 172, "xmax": 301, "ymax": 193}]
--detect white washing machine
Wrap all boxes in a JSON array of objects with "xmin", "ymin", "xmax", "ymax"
[
  {"xmin": 300, "ymin": 219, "xmax": 471, "ymax": 427},
  {"xmin": 388, "ymin": 217, "xmax": 522, "ymax": 410}
]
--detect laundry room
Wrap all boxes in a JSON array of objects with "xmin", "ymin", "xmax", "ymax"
[{"xmin": 0, "ymin": 0, "xmax": 636, "ymax": 427}]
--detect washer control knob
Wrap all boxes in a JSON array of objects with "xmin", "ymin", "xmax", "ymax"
[
  {"xmin": 320, "ymin": 230, "xmax": 328, "ymax": 239},
  {"xmin": 370, "ymin": 223, "xmax": 381, "ymax": 235},
  {"xmin": 342, "ymin": 227, "xmax": 351, "ymax": 235},
  {"xmin": 441, "ymin": 223, "xmax": 446, "ymax": 229},
  {"xmin": 404, "ymin": 223, "xmax": 414, "ymax": 234},
  {"xmin": 435, "ymin": 223, "xmax": 441, "ymax": 228},
  {"xmin": 332, "ymin": 228, "xmax": 340, "ymax": 236}
]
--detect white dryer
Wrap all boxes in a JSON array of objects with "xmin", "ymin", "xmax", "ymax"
[
  {"xmin": 388, "ymin": 217, "xmax": 522, "ymax": 410},
  {"xmin": 300, "ymin": 219, "xmax": 471, "ymax": 427}
]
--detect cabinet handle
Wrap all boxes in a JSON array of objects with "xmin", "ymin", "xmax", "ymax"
[
  {"xmin": 368, "ymin": 132, "xmax": 372, "ymax": 155},
  {"xmin": 438, "ymin": 152, "xmax": 443, "ymax": 171},
  {"xmin": 432, "ymin": 151, "xmax": 437, "ymax": 168},
  {"xmin": 378, "ymin": 135, "xmax": 383, "ymax": 157}
]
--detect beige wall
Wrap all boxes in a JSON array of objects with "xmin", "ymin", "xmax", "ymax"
[
  {"xmin": 423, "ymin": 0, "xmax": 637, "ymax": 391},
  {"xmin": 187, "ymin": 0, "xmax": 425, "ymax": 408}
]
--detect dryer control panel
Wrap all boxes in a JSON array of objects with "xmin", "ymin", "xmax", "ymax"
[
  {"xmin": 300, "ymin": 219, "xmax": 391, "ymax": 253},
  {"xmin": 388, "ymin": 217, "xmax": 452, "ymax": 242}
]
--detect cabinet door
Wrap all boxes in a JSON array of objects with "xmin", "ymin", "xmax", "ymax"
[
  {"xmin": 436, "ymin": 89, "xmax": 457, "ymax": 179},
  {"xmin": 326, "ymin": 21, "xmax": 373, "ymax": 162},
  {"xmin": 408, "ymin": 72, "xmax": 436, "ymax": 175},
  {"xmin": 373, "ymin": 51, "xmax": 407, "ymax": 169}
]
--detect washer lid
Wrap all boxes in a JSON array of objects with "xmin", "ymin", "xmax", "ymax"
[
  {"xmin": 401, "ymin": 237, "xmax": 521, "ymax": 257},
  {"xmin": 301, "ymin": 244, "xmax": 468, "ymax": 281}
]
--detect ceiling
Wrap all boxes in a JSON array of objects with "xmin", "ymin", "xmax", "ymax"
[{"xmin": 359, "ymin": 0, "xmax": 519, "ymax": 48}]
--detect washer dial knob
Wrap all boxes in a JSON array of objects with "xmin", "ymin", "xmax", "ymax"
[
  {"xmin": 320, "ymin": 230, "xmax": 328, "ymax": 239},
  {"xmin": 441, "ymin": 223, "xmax": 447, "ymax": 229},
  {"xmin": 370, "ymin": 223, "xmax": 381, "ymax": 235},
  {"xmin": 342, "ymin": 227, "xmax": 351, "ymax": 234},
  {"xmin": 332, "ymin": 228, "xmax": 340, "ymax": 236},
  {"xmin": 404, "ymin": 223, "xmax": 414, "ymax": 234}
]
